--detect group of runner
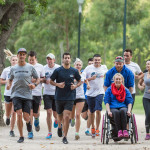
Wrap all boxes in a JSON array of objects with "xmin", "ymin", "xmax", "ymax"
[{"xmin": 0, "ymin": 48, "xmax": 150, "ymax": 144}]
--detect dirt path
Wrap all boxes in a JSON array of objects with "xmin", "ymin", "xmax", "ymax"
[{"xmin": 0, "ymin": 106, "xmax": 150, "ymax": 150}]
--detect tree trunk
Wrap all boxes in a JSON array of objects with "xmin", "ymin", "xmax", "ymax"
[{"xmin": 0, "ymin": 2, "xmax": 25, "ymax": 126}]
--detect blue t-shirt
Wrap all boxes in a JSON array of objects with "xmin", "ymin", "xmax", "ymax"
[
  {"xmin": 104, "ymin": 86, "xmax": 133, "ymax": 109},
  {"xmin": 50, "ymin": 66, "xmax": 81, "ymax": 101},
  {"xmin": 104, "ymin": 65, "xmax": 134, "ymax": 89}
]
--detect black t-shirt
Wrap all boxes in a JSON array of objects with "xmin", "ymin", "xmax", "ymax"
[{"xmin": 50, "ymin": 66, "xmax": 81, "ymax": 101}]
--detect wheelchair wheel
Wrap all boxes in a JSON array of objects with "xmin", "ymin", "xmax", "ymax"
[
  {"xmin": 101, "ymin": 114, "xmax": 106, "ymax": 144},
  {"xmin": 133, "ymin": 114, "xmax": 138, "ymax": 141},
  {"xmin": 131, "ymin": 114, "xmax": 137, "ymax": 143},
  {"xmin": 106, "ymin": 137, "xmax": 109, "ymax": 144}
]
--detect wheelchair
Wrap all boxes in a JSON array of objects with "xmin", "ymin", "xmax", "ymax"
[{"xmin": 101, "ymin": 112, "xmax": 138, "ymax": 144}]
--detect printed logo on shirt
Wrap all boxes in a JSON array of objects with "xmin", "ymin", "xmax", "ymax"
[
  {"xmin": 91, "ymin": 72, "xmax": 96, "ymax": 77},
  {"xmin": 91, "ymin": 72, "xmax": 103, "ymax": 78},
  {"xmin": 45, "ymin": 72, "xmax": 50, "ymax": 78},
  {"xmin": 8, "ymin": 73, "xmax": 10, "ymax": 79}
]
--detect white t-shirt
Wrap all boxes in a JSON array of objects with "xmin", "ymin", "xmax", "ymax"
[
  {"xmin": 125, "ymin": 61, "xmax": 142, "ymax": 94},
  {"xmin": 43, "ymin": 64, "xmax": 60, "ymax": 95},
  {"xmin": 83, "ymin": 64, "xmax": 108, "ymax": 97},
  {"xmin": 32, "ymin": 63, "xmax": 45, "ymax": 96},
  {"xmin": 0, "ymin": 66, "xmax": 12, "ymax": 96},
  {"xmin": 76, "ymin": 72, "xmax": 86, "ymax": 99}
]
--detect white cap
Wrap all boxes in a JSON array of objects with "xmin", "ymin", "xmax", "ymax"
[{"xmin": 46, "ymin": 53, "xmax": 55, "ymax": 59}]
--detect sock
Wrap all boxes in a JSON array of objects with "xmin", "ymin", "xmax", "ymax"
[
  {"xmin": 86, "ymin": 128, "xmax": 90, "ymax": 131},
  {"xmin": 26, "ymin": 121, "xmax": 32, "ymax": 132},
  {"xmin": 75, "ymin": 132, "xmax": 79, "ymax": 135}
]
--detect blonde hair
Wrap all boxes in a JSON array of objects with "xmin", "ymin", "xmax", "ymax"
[
  {"xmin": 4, "ymin": 49, "xmax": 17, "ymax": 61},
  {"xmin": 74, "ymin": 58, "xmax": 83, "ymax": 66},
  {"xmin": 113, "ymin": 73, "xmax": 124, "ymax": 84}
]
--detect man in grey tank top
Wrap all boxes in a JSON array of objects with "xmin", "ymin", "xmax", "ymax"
[{"xmin": 7, "ymin": 48, "xmax": 40, "ymax": 143}]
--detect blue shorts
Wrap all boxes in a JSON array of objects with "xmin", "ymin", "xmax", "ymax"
[{"xmin": 87, "ymin": 94, "xmax": 104, "ymax": 113}]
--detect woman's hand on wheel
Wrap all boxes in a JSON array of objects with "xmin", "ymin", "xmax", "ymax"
[
  {"xmin": 108, "ymin": 111, "xmax": 112, "ymax": 117},
  {"xmin": 127, "ymin": 111, "xmax": 131, "ymax": 117}
]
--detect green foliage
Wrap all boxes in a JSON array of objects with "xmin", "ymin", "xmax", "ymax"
[{"xmin": 4, "ymin": 0, "xmax": 150, "ymax": 70}]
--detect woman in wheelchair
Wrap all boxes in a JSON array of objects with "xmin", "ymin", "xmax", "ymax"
[{"xmin": 104, "ymin": 73, "xmax": 133, "ymax": 139}]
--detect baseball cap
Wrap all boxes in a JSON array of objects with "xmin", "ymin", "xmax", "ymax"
[
  {"xmin": 46, "ymin": 53, "xmax": 55, "ymax": 59},
  {"xmin": 115, "ymin": 56, "xmax": 124, "ymax": 63},
  {"xmin": 17, "ymin": 48, "xmax": 27, "ymax": 54}
]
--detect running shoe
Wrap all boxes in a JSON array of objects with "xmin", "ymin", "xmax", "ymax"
[
  {"xmin": 62, "ymin": 137, "xmax": 68, "ymax": 144},
  {"xmin": 85, "ymin": 130, "xmax": 91, "ymax": 136},
  {"xmin": 46, "ymin": 133, "xmax": 52, "ymax": 139},
  {"xmin": 71, "ymin": 119, "xmax": 75, "ymax": 127},
  {"xmin": 10, "ymin": 130, "xmax": 15, "ymax": 137},
  {"xmin": 57, "ymin": 127, "xmax": 63, "ymax": 137},
  {"xmin": 118, "ymin": 130, "xmax": 123, "ymax": 138},
  {"xmin": 91, "ymin": 128, "xmax": 95, "ymax": 137},
  {"xmin": 54, "ymin": 120, "xmax": 58, "ymax": 128},
  {"xmin": 34, "ymin": 118, "xmax": 40, "ymax": 132},
  {"xmin": 123, "ymin": 130, "xmax": 129, "ymax": 138},
  {"xmin": 17, "ymin": 137, "xmax": 24, "ymax": 143},
  {"xmin": 28, "ymin": 132, "xmax": 33, "ymax": 139},
  {"xmin": 75, "ymin": 133, "xmax": 80, "ymax": 140},
  {"xmin": 95, "ymin": 129, "xmax": 100, "ymax": 136},
  {"xmin": 6, "ymin": 118, "xmax": 10, "ymax": 125}
]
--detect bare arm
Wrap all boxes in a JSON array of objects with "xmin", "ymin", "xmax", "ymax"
[
  {"xmin": 129, "ymin": 87, "xmax": 133, "ymax": 94},
  {"xmin": 138, "ymin": 78, "xmax": 145, "ymax": 91},
  {"xmin": 6, "ymin": 79, "xmax": 13, "ymax": 90},
  {"xmin": 104, "ymin": 86, "xmax": 108, "ymax": 92},
  {"xmin": 127, "ymin": 103, "xmax": 132, "ymax": 117},
  {"xmin": 0, "ymin": 78, "xmax": 7, "ymax": 85},
  {"xmin": 50, "ymin": 79, "xmax": 65, "ymax": 88},
  {"xmin": 87, "ymin": 75, "xmax": 97, "ymax": 81},
  {"xmin": 28, "ymin": 78, "xmax": 40, "ymax": 89},
  {"xmin": 136, "ymin": 72, "xmax": 144, "ymax": 80},
  {"xmin": 71, "ymin": 80, "xmax": 82, "ymax": 90},
  {"xmin": 85, "ymin": 79, "xmax": 90, "ymax": 90}
]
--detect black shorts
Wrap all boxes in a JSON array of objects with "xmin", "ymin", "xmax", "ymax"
[
  {"xmin": 74, "ymin": 99, "xmax": 85, "ymax": 105},
  {"xmin": 82, "ymin": 100, "xmax": 88, "ymax": 113},
  {"xmin": 12, "ymin": 97, "xmax": 31, "ymax": 114},
  {"xmin": 43, "ymin": 95, "xmax": 56, "ymax": 111},
  {"xmin": 55, "ymin": 100, "xmax": 74, "ymax": 115},
  {"xmin": 31, "ymin": 96, "xmax": 41, "ymax": 113},
  {"xmin": 4, "ymin": 96, "xmax": 12, "ymax": 103}
]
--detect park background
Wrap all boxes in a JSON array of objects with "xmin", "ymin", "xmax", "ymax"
[{"xmin": 1, "ymin": 0, "xmax": 150, "ymax": 122}]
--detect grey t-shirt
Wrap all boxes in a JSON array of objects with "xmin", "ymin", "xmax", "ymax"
[
  {"xmin": 9, "ymin": 63, "xmax": 38, "ymax": 100},
  {"xmin": 144, "ymin": 72, "xmax": 150, "ymax": 99}
]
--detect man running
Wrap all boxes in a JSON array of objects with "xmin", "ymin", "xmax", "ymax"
[
  {"xmin": 83, "ymin": 54, "xmax": 108, "ymax": 137},
  {"xmin": 104, "ymin": 56, "xmax": 134, "ymax": 93},
  {"xmin": 7, "ymin": 48, "xmax": 40, "ymax": 143},
  {"xmin": 28, "ymin": 51, "xmax": 45, "ymax": 138},
  {"xmin": 50, "ymin": 52, "xmax": 81, "ymax": 144},
  {"xmin": 43, "ymin": 53, "xmax": 60, "ymax": 139},
  {"xmin": 124, "ymin": 49, "xmax": 143, "ymax": 106}
]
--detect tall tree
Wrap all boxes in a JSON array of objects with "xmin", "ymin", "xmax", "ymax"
[{"xmin": 0, "ymin": 0, "xmax": 47, "ymax": 126}]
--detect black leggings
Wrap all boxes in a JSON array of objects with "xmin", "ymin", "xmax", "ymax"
[
  {"xmin": 109, "ymin": 107, "xmax": 128, "ymax": 136},
  {"xmin": 143, "ymin": 97, "xmax": 150, "ymax": 133}
]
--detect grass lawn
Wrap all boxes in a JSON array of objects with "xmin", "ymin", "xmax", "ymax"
[{"xmin": 1, "ymin": 85, "xmax": 145, "ymax": 114}]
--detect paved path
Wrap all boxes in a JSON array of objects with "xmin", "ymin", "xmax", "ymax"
[{"xmin": 0, "ymin": 106, "xmax": 150, "ymax": 150}]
